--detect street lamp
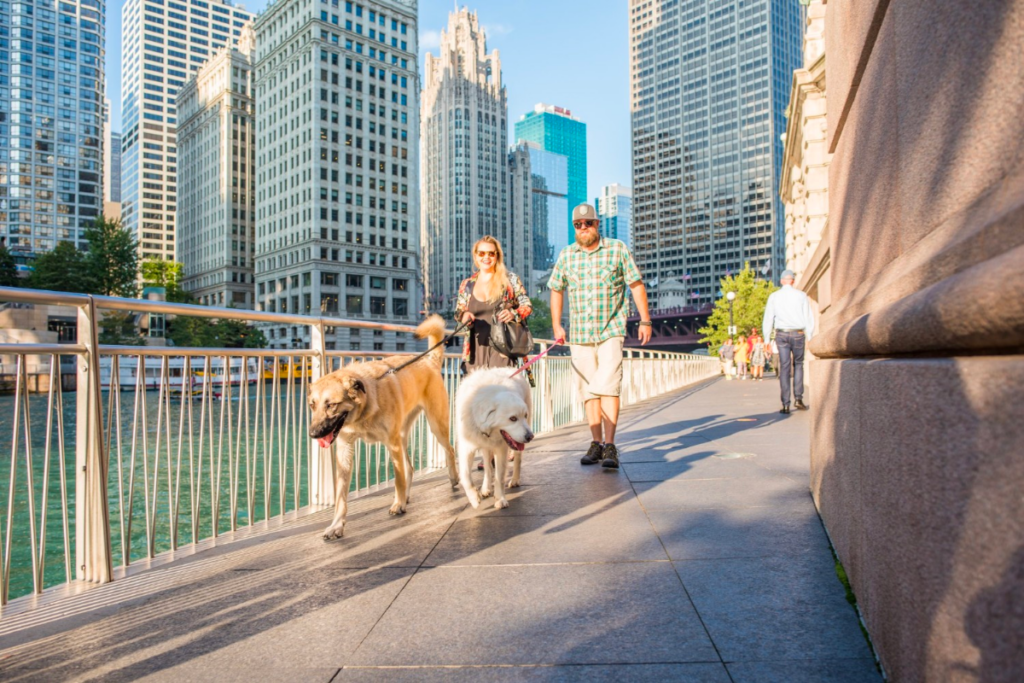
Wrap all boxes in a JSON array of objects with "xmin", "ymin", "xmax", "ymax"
[{"xmin": 726, "ymin": 291, "xmax": 736, "ymax": 339}]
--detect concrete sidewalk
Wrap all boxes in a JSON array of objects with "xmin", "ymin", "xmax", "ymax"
[{"xmin": 0, "ymin": 378, "xmax": 881, "ymax": 682}]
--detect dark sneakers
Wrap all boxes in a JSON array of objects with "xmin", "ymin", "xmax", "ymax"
[
  {"xmin": 794, "ymin": 399, "xmax": 809, "ymax": 411},
  {"xmin": 581, "ymin": 441, "xmax": 604, "ymax": 465},
  {"xmin": 780, "ymin": 404, "xmax": 791, "ymax": 414},
  {"xmin": 601, "ymin": 443, "xmax": 620, "ymax": 469}
]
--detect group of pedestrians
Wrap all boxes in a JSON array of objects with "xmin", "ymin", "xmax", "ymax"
[
  {"xmin": 454, "ymin": 202, "xmax": 651, "ymax": 470},
  {"xmin": 719, "ymin": 331, "xmax": 773, "ymax": 381}
]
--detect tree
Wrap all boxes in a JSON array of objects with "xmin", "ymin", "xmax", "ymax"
[
  {"xmin": 98, "ymin": 311, "xmax": 145, "ymax": 345},
  {"xmin": 0, "ymin": 244, "xmax": 19, "ymax": 287},
  {"xmin": 211, "ymin": 317, "xmax": 267, "ymax": 348},
  {"xmin": 167, "ymin": 315, "xmax": 267, "ymax": 348},
  {"xmin": 84, "ymin": 216, "xmax": 138, "ymax": 298},
  {"xmin": 141, "ymin": 259, "xmax": 192, "ymax": 303},
  {"xmin": 29, "ymin": 241, "xmax": 91, "ymax": 293},
  {"xmin": 526, "ymin": 296, "xmax": 553, "ymax": 341},
  {"xmin": 699, "ymin": 263, "xmax": 777, "ymax": 355}
]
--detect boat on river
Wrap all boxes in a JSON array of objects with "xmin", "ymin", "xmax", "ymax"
[{"xmin": 99, "ymin": 356, "xmax": 260, "ymax": 391}]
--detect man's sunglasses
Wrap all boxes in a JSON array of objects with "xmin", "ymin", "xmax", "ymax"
[{"xmin": 573, "ymin": 220, "xmax": 599, "ymax": 229}]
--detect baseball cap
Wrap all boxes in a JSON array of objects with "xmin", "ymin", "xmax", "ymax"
[{"xmin": 572, "ymin": 203, "xmax": 597, "ymax": 223}]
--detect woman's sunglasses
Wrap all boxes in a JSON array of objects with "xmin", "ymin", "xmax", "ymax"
[{"xmin": 476, "ymin": 250, "xmax": 497, "ymax": 258}]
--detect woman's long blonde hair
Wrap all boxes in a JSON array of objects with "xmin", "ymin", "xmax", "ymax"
[{"xmin": 472, "ymin": 235, "xmax": 511, "ymax": 303}]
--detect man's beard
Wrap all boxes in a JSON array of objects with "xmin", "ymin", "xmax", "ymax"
[{"xmin": 576, "ymin": 231, "xmax": 599, "ymax": 248}]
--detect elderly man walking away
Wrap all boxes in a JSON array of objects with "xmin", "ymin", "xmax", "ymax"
[
  {"xmin": 549, "ymin": 203, "xmax": 652, "ymax": 469},
  {"xmin": 762, "ymin": 269, "xmax": 815, "ymax": 414}
]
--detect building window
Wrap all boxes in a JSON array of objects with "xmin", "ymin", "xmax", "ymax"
[{"xmin": 346, "ymin": 295, "xmax": 363, "ymax": 315}]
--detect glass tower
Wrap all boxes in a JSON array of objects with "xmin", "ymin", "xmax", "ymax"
[
  {"xmin": 523, "ymin": 143, "xmax": 567, "ymax": 271},
  {"xmin": 120, "ymin": 0, "xmax": 253, "ymax": 262},
  {"xmin": 596, "ymin": 183, "xmax": 633, "ymax": 249},
  {"xmin": 629, "ymin": 0, "xmax": 801, "ymax": 307},
  {"xmin": 0, "ymin": 0, "xmax": 106, "ymax": 256},
  {"xmin": 514, "ymin": 103, "xmax": 586, "ymax": 249}
]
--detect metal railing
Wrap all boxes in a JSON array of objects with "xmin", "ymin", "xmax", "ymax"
[{"xmin": 0, "ymin": 285, "xmax": 720, "ymax": 607}]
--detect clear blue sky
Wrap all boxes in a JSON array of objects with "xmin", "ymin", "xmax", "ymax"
[{"xmin": 105, "ymin": 0, "xmax": 632, "ymax": 201}]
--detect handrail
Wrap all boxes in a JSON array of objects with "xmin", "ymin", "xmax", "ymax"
[{"xmin": 0, "ymin": 286, "xmax": 721, "ymax": 610}]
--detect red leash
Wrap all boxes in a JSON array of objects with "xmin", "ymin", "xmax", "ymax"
[{"xmin": 511, "ymin": 338, "xmax": 565, "ymax": 377}]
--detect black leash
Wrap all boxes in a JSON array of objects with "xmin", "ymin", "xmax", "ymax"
[{"xmin": 376, "ymin": 321, "xmax": 469, "ymax": 379}]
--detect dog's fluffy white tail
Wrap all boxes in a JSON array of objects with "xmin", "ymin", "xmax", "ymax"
[{"xmin": 415, "ymin": 314, "xmax": 447, "ymax": 365}]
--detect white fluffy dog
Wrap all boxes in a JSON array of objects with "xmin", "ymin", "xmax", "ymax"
[{"xmin": 456, "ymin": 367, "xmax": 534, "ymax": 509}]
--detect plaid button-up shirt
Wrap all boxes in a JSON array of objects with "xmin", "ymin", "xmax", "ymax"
[{"xmin": 547, "ymin": 238, "xmax": 643, "ymax": 344}]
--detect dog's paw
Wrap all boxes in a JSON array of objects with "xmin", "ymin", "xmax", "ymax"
[
  {"xmin": 479, "ymin": 487, "xmax": 493, "ymax": 499},
  {"xmin": 467, "ymin": 488, "xmax": 482, "ymax": 509},
  {"xmin": 388, "ymin": 502, "xmax": 406, "ymax": 515},
  {"xmin": 508, "ymin": 477, "xmax": 520, "ymax": 488},
  {"xmin": 494, "ymin": 497, "xmax": 509, "ymax": 510},
  {"xmin": 322, "ymin": 524, "xmax": 345, "ymax": 541}
]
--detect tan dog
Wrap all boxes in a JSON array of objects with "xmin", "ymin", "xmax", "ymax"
[{"xmin": 308, "ymin": 315, "xmax": 458, "ymax": 540}]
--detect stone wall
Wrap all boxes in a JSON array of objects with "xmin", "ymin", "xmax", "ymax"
[{"xmin": 810, "ymin": 2, "xmax": 1024, "ymax": 681}]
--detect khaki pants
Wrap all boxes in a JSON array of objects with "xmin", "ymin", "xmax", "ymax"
[{"xmin": 570, "ymin": 336, "xmax": 625, "ymax": 402}]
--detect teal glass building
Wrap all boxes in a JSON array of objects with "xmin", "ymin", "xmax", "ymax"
[{"xmin": 514, "ymin": 104, "xmax": 587, "ymax": 248}]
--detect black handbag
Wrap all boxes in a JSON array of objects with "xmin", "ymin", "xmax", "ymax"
[{"xmin": 489, "ymin": 313, "xmax": 534, "ymax": 359}]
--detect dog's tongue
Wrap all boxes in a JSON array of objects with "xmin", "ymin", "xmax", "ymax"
[{"xmin": 317, "ymin": 432, "xmax": 336, "ymax": 449}]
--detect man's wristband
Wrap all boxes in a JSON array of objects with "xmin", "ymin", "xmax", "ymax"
[{"xmin": 639, "ymin": 321, "xmax": 653, "ymax": 327}]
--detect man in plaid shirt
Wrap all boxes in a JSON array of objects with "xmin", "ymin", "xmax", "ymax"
[{"xmin": 549, "ymin": 203, "xmax": 652, "ymax": 469}]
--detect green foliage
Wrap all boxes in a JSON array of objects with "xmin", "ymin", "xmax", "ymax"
[
  {"xmin": 698, "ymin": 263, "xmax": 777, "ymax": 355},
  {"xmin": 84, "ymin": 216, "xmax": 138, "ymax": 297},
  {"xmin": 168, "ymin": 315, "xmax": 267, "ymax": 349},
  {"xmin": 141, "ymin": 259, "xmax": 192, "ymax": 303},
  {"xmin": 526, "ymin": 296, "xmax": 553, "ymax": 340},
  {"xmin": 98, "ymin": 310, "xmax": 145, "ymax": 345},
  {"xmin": 0, "ymin": 244, "xmax": 19, "ymax": 287},
  {"xmin": 29, "ymin": 241, "xmax": 92, "ymax": 293}
]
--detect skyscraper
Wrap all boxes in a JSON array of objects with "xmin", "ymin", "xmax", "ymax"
[
  {"xmin": 507, "ymin": 145, "xmax": 533, "ymax": 279},
  {"xmin": 254, "ymin": 0, "xmax": 420, "ymax": 351},
  {"xmin": 520, "ymin": 142, "xmax": 568, "ymax": 271},
  {"xmin": 105, "ymin": 133, "xmax": 121, "ymax": 204},
  {"xmin": 120, "ymin": 0, "xmax": 254, "ymax": 262},
  {"xmin": 514, "ymin": 103, "xmax": 586, "ymax": 248},
  {"xmin": 421, "ymin": 8, "xmax": 511, "ymax": 311},
  {"xmin": 596, "ymin": 183, "xmax": 632, "ymax": 249},
  {"xmin": 629, "ymin": 0, "xmax": 801, "ymax": 307},
  {"xmin": 0, "ymin": 0, "xmax": 106, "ymax": 255},
  {"xmin": 177, "ymin": 23, "xmax": 255, "ymax": 309}
]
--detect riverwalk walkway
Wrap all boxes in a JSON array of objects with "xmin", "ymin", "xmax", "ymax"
[{"xmin": 0, "ymin": 377, "xmax": 880, "ymax": 682}]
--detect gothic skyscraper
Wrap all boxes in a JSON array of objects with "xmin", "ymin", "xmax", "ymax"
[{"xmin": 421, "ymin": 8, "xmax": 512, "ymax": 311}]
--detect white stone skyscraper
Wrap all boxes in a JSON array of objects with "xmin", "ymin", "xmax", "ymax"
[
  {"xmin": 0, "ymin": 0, "xmax": 106, "ymax": 255},
  {"xmin": 120, "ymin": 0, "xmax": 254, "ymax": 262},
  {"xmin": 177, "ymin": 22, "xmax": 256, "ymax": 309},
  {"xmin": 254, "ymin": 0, "xmax": 420, "ymax": 351},
  {"xmin": 421, "ymin": 8, "xmax": 511, "ymax": 311}
]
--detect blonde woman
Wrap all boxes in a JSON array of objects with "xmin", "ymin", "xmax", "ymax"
[{"xmin": 454, "ymin": 235, "xmax": 532, "ymax": 374}]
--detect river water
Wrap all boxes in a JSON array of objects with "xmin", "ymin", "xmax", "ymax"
[{"xmin": 0, "ymin": 384, "xmax": 428, "ymax": 602}]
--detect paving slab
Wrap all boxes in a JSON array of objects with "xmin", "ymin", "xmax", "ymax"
[
  {"xmin": 675, "ymin": 556, "xmax": 873, "ymax": 662},
  {"xmin": 647, "ymin": 507, "xmax": 831, "ymax": 560},
  {"xmin": 633, "ymin": 477, "xmax": 811, "ymax": 511},
  {"xmin": 428, "ymin": 503, "xmax": 667, "ymax": 566},
  {"xmin": 338, "ymin": 663, "xmax": 732, "ymax": 682},
  {"xmin": 349, "ymin": 563, "xmax": 719, "ymax": 666},
  {"xmin": 726, "ymin": 658, "xmax": 881, "ymax": 683}
]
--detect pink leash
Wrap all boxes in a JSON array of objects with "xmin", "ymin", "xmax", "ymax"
[{"xmin": 511, "ymin": 338, "xmax": 565, "ymax": 377}]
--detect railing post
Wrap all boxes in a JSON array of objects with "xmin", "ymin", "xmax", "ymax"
[
  {"xmin": 75, "ymin": 297, "xmax": 112, "ymax": 585},
  {"xmin": 539, "ymin": 343, "xmax": 554, "ymax": 433},
  {"xmin": 308, "ymin": 320, "xmax": 333, "ymax": 508}
]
